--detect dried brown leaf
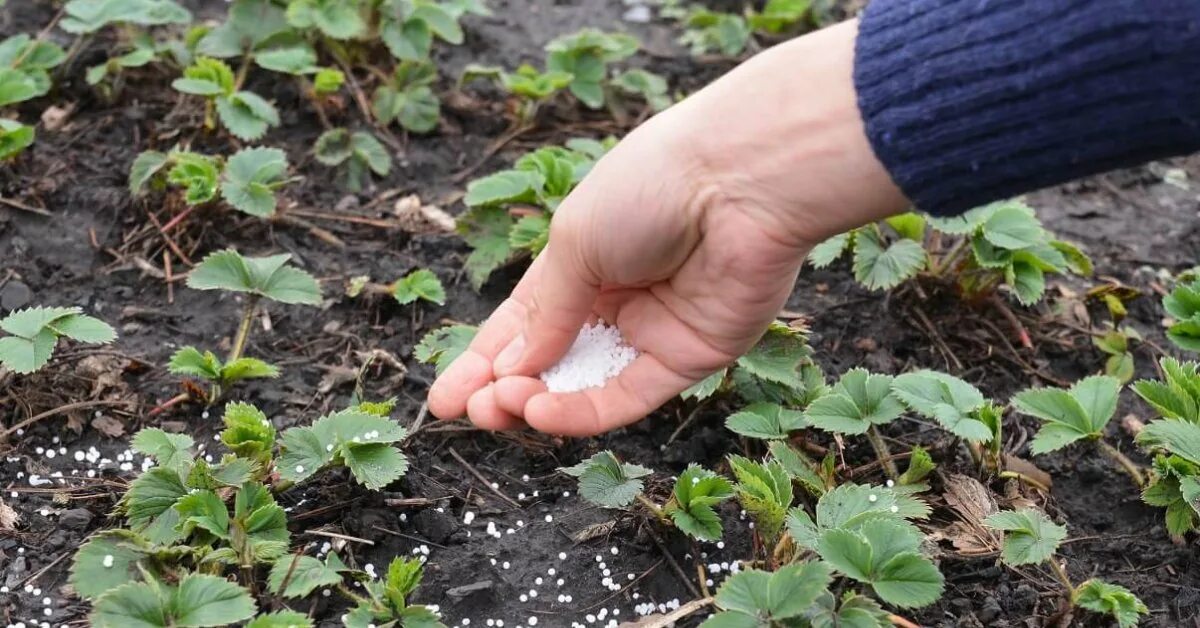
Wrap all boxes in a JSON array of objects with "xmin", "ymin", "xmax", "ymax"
[
  {"xmin": 91, "ymin": 414, "xmax": 125, "ymax": 438},
  {"xmin": 393, "ymin": 194, "xmax": 456, "ymax": 233},
  {"xmin": 0, "ymin": 497, "xmax": 18, "ymax": 530}
]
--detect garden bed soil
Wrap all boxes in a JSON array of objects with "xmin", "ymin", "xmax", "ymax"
[{"xmin": 2, "ymin": 1, "xmax": 1200, "ymax": 626}]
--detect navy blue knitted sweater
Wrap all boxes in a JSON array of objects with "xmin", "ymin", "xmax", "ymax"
[{"xmin": 854, "ymin": 0, "xmax": 1200, "ymax": 216}]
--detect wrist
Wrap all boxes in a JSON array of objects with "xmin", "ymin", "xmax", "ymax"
[{"xmin": 673, "ymin": 20, "xmax": 909, "ymax": 248}]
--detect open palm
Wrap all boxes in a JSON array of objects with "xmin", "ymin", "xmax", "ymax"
[{"xmin": 428, "ymin": 112, "xmax": 812, "ymax": 435}]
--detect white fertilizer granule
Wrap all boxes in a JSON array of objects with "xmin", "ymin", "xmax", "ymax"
[{"xmin": 539, "ymin": 321, "xmax": 638, "ymax": 393}]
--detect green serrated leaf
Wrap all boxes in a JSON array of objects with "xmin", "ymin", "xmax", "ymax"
[
  {"xmin": 220, "ymin": 147, "xmax": 289, "ymax": 218},
  {"xmin": 391, "ymin": 268, "xmax": 446, "ymax": 306},
  {"xmin": 852, "ymin": 229, "xmax": 926, "ymax": 290},
  {"xmin": 132, "ymin": 428, "xmax": 194, "ymax": 476},
  {"xmin": 725, "ymin": 402, "xmax": 806, "ymax": 440},
  {"xmin": 247, "ymin": 610, "xmax": 314, "ymax": 628},
  {"xmin": 415, "ymin": 324, "xmax": 477, "ymax": 374},
  {"xmin": 562, "ymin": 451, "xmax": 652, "ymax": 508},
  {"xmin": 1073, "ymin": 579, "xmax": 1148, "ymax": 628},
  {"xmin": 70, "ymin": 530, "xmax": 152, "ymax": 600},
  {"xmin": 984, "ymin": 508, "xmax": 1066, "ymax": 566},
  {"xmin": 268, "ymin": 555, "xmax": 343, "ymax": 599}
]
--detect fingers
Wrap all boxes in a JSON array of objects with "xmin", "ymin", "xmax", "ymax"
[
  {"xmin": 493, "ymin": 240, "xmax": 599, "ymax": 379},
  {"xmin": 427, "ymin": 296, "xmax": 526, "ymax": 420},
  {"xmin": 497, "ymin": 354, "xmax": 695, "ymax": 437},
  {"xmin": 466, "ymin": 384, "xmax": 525, "ymax": 431}
]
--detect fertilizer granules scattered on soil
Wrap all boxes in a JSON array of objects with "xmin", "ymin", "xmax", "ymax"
[{"xmin": 540, "ymin": 321, "xmax": 638, "ymax": 393}]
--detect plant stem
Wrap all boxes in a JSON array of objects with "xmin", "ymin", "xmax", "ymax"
[
  {"xmin": 228, "ymin": 296, "xmax": 259, "ymax": 364},
  {"xmin": 998, "ymin": 470, "xmax": 1051, "ymax": 493},
  {"xmin": 934, "ymin": 236, "xmax": 969, "ymax": 277},
  {"xmin": 866, "ymin": 426, "xmax": 898, "ymax": 479},
  {"xmin": 1049, "ymin": 556, "xmax": 1073, "ymax": 592},
  {"xmin": 1096, "ymin": 439, "xmax": 1145, "ymax": 488},
  {"xmin": 635, "ymin": 494, "xmax": 669, "ymax": 523}
]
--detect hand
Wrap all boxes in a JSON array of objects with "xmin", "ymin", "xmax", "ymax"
[{"xmin": 428, "ymin": 20, "xmax": 908, "ymax": 436}]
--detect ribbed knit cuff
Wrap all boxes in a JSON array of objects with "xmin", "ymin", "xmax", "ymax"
[{"xmin": 853, "ymin": 0, "xmax": 1200, "ymax": 216}]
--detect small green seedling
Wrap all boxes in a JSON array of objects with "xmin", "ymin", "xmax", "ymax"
[
  {"xmin": 0, "ymin": 33, "xmax": 64, "ymax": 102},
  {"xmin": 344, "ymin": 557, "xmax": 447, "ymax": 627},
  {"xmin": 786, "ymin": 482, "xmax": 930, "ymax": 552},
  {"xmin": 130, "ymin": 147, "xmax": 293, "ymax": 218},
  {"xmin": 379, "ymin": 0, "xmax": 490, "ymax": 61},
  {"xmin": 1094, "ymin": 325, "xmax": 1140, "ymax": 383},
  {"xmin": 461, "ymin": 63, "xmax": 573, "ymax": 124},
  {"xmin": 347, "ymin": 269, "xmax": 446, "ymax": 307},
  {"xmin": 459, "ymin": 138, "xmax": 613, "ymax": 287},
  {"xmin": 252, "ymin": 43, "xmax": 344, "ymax": 119},
  {"xmin": 0, "ymin": 306, "xmax": 116, "ymax": 374},
  {"xmin": 89, "ymin": 572, "xmax": 257, "ymax": 628},
  {"xmin": 811, "ymin": 201, "xmax": 1091, "ymax": 306},
  {"xmin": 544, "ymin": 29, "xmax": 638, "ymax": 109},
  {"xmin": 172, "ymin": 56, "xmax": 280, "ymax": 140},
  {"xmin": 1012, "ymin": 375, "xmax": 1144, "ymax": 486},
  {"xmin": 806, "ymin": 591, "xmax": 892, "ymax": 628},
  {"xmin": 0, "ymin": 119, "xmax": 33, "ymax": 160},
  {"xmin": 986, "ymin": 509, "xmax": 1147, "ymax": 627},
  {"xmin": 663, "ymin": 465, "xmax": 734, "ymax": 542},
  {"xmin": 1135, "ymin": 418, "xmax": 1200, "ymax": 538},
  {"xmin": 609, "ymin": 68, "xmax": 672, "ymax": 112},
  {"xmin": 805, "ymin": 368, "xmax": 904, "ymax": 477},
  {"xmin": 728, "ymin": 455, "xmax": 793, "ymax": 547},
  {"xmin": 415, "ymin": 324, "xmax": 477, "ymax": 374},
  {"xmin": 725, "ymin": 402, "xmax": 805, "ymax": 440},
  {"xmin": 160, "ymin": 249, "xmax": 319, "ymax": 407},
  {"xmin": 373, "ymin": 60, "xmax": 441, "ymax": 133},
  {"xmin": 562, "ymin": 450, "xmax": 652, "ymax": 509},
  {"xmin": 892, "ymin": 369, "xmax": 1003, "ymax": 468},
  {"xmin": 676, "ymin": 8, "xmax": 751, "ymax": 57},
  {"xmin": 769, "ymin": 440, "xmax": 835, "ymax": 497},
  {"xmin": 563, "ymin": 452, "xmax": 734, "ymax": 542},
  {"xmin": 700, "ymin": 562, "xmax": 832, "ymax": 627},
  {"xmin": 1163, "ymin": 275, "xmax": 1200, "ymax": 352},
  {"xmin": 684, "ymin": 321, "xmax": 826, "ymax": 409},
  {"xmin": 86, "ymin": 33, "xmax": 160, "ymax": 95},
  {"xmin": 314, "ymin": 128, "xmax": 392, "ymax": 191},
  {"xmin": 278, "ymin": 405, "xmax": 410, "ymax": 490},
  {"xmin": 1133, "ymin": 357, "xmax": 1200, "ymax": 423},
  {"xmin": 61, "ymin": 0, "xmax": 192, "ymax": 34}
]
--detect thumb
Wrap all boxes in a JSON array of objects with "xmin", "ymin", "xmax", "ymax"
[{"xmin": 493, "ymin": 239, "xmax": 599, "ymax": 378}]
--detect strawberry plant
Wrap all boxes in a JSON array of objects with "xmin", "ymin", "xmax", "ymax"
[
  {"xmin": 986, "ymin": 509, "xmax": 1148, "ymax": 627},
  {"xmin": 343, "ymin": 557, "xmax": 447, "ymax": 627},
  {"xmin": 415, "ymin": 323, "xmax": 477, "ymax": 374},
  {"xmin": 461, "ymin": 63, "xmax": 573, "ymax": 123},
  {"xmin": 372, "ymin": 60, "xmax": 441, "ymax": 133},
  {"xmin": 378, "ymin": 0, "xmax": 491, "ymax": 62},
  {"xmin": 1012, "ymin": 375, "xmax": 1145, "ymax": 486},
  {"xmin": 164, "ymin": 249, "xmax": 320, "ymax": 406},
  {"xmin": 130, "ymin": 146, "xmax": 294, "ymax": 217},
  {"xmin": 562, "ymin": 451, "xmax": 734, "ymax": 542},
  {"xmin": 811, "ymin": 200, "xmax": 1091, "ymax": 305},
  {"xmin": 805, "ymin": 368, "xmax": 905, "ymax": 477},
  {"xmin": 1094, "ymin": 325, "xmax": 1140, "ymax": 383},
  {"xmin": 891, "ymin": 369, "xmax": 1004, "ymax": 468},
  {"xmin": 314, "ymin": 128, "xmax": 393, "ymax": 191},
  {"xmin": 0, "ymin": 306, "xmax": 116, "ymax": 374},
  {"xmin": 728, "ymin": 455, "xmax": 793, "ymax": 547},
  {"xmin": 1134, "ymin": 414, "xmax": 1200, "ymax": 538},
  {"xmin": 0, "ymin": 118, "xmax": 33, "ymax": 160},
  {"xmin": 686, "ymin": 321, "xmax": 825, "ymax": 410},
  {"xmin": 544, "ymin": 29, "xmax": 638, "ymax": 109},
  {"xmin": 462, "ymin": 29, "xmax": 665, "ymax": 121},
  {"xmin": 670, "ymin": 0, "xmax": 812, "ymax": 57},
  {"xmin": 459, "ymin": 138, "xmax": 614, "ymax": 287},
  {"xmin": 348, "ymin": 268, "xmax": 446, "ymax": 306},
  {"xmin": 173, "ymin": 56, "xmax": 280, "ymax": 140},
  {"xmin": 0, "ymin": 34, "xmax": 66, "ymax": 106},
  {"xmin": 1163, "ymin": 274, "xmax": 1200, "ymax": 352},
  {"xmin": 277, "ymin": 404, "xmax": 411, "ymax": 490}
]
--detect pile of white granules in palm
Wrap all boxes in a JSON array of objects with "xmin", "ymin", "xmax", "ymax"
[{"xmin": 540, "ymin": 321, "xmax": 638, "ymax": 393}]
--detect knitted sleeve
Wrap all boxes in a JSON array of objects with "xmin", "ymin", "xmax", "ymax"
[{"xmin": 853, "ymin": 0, "xmax": 1200, "ymax": 216}]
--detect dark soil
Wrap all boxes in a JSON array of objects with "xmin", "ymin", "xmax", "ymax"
[{"xmin": 2, "ymin": 1, "xmax": 1199, "ymax": 627}]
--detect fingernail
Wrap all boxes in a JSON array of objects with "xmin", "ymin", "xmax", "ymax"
[{"xmin": 494, "ymin": 334, "xmax": 525, "ymax": 376}]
